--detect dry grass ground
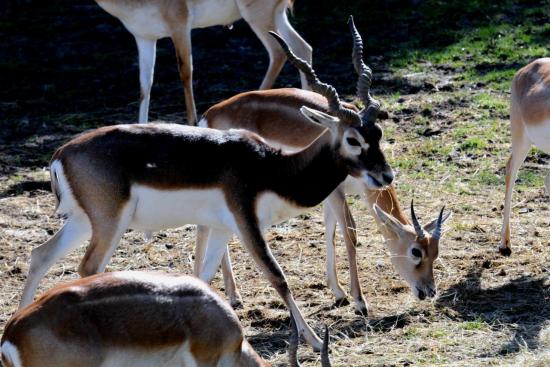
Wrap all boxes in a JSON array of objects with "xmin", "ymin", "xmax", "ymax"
[{"xmin": 1, "ymin": 1, "xmax": 549, "ymax": 366}]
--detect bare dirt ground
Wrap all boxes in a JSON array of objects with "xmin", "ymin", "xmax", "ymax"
[{"xmin": 1, "ymin": 1, "xmax": 549, "ymax": 366}]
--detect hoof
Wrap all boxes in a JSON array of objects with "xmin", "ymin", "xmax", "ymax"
[
  {"xmin": 230, "ymin": 299, "xmax": 244, "ymax": 310},
  {"xmin": 333, "ymin": 298, "xmax": 350, "ymax": 308},
  {"xmin": 498, "ymin": 247, "xmax": 512, "ymax": 257},
  {"xmin": 354, "ymin": 307, "xmax": 368, "ymax": 317}
]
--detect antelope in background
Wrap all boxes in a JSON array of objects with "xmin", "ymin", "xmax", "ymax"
[
  {"xmin": 500, "ymin": 57, "xmax": 550, "ymax": 256},
  {"xmin": 1, "ymin": 271, "xmax": 331, "ymax": 367},
  {"xmin": 17, "ymin": 32, "xmax": 394, "ymax": 349},
  {"xmin": 94, "ymin": 0, "xmax": 312, "ymax": 124},
  {"xmin": 198, "ymin": 17, "xmax": 451, "ymax": 314}
]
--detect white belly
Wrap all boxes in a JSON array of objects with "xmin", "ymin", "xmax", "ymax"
[
  {"xmin": 96, "ymin": 2, "xmax": 170, "ymax": 39},
  {"xmin": 129, "ymin": 186, "xmax": 237, "ymax": 232},
  {"xmin": 129, "ymin": 186, "xmax": 306, "ymax": 233},
  {"xmin": 525, "ymin": 121, "xmax": 550, "ymax": 154},
  {"xmin": 189, "ymin": 0, "xmax": 241, "ymax": 28}
]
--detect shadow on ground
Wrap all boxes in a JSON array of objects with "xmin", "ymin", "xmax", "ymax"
[{"xmin": 436, "ymin": 265, "xmax": 550, "ymax": 356}]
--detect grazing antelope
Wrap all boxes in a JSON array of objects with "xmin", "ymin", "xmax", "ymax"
[
  {"xmin": 1, "ymin": 271, "xmax": 331, "ymax": 367},
  {"xmin": 199, "ymin": 17, "xmax": 451, "ymax": 312},
  {"xmin": 18, "ymin": 33, "xmax": 393, "ymax": 350},
  {"xmin": 94, "ymin": 0, "xmax": 312, "ymax": 124},
  {"xmin": 500, "ymin": 58, "xmax": 550, "ymax": 256}
]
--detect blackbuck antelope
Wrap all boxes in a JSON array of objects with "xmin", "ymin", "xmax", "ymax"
[
  {"xmin": 500, "ymin": 58, "xmax": 550, "ymax": 256},
  {"xmin": 18, "ymin": 34, "xmax": 393, "ymax": 350},
  {"xmin": 94, "ymin": 0, "xmax": 311, "ymax": 124},
  {"xmin": 199, "ymin": 18, "xmax": 451, "ymax": 312},
  {"xmin": 2, "ymin": 272, "xmax": 331, "ymax": 367}
]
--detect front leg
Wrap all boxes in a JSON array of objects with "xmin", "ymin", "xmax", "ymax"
[
  {"xmin": 234, "ymin": 209, "xmax": 323, "ymax": 351},
  {"xmin": 326, "ymin": 190, "xmax": 368, "ymax": 315},
  {"xmin": 198, "ymin": 228, "xmax": 233, "ymax": 283}
]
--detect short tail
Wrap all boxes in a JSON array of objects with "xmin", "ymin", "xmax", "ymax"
[{"xmin": 50, "ymin": 162, "xmax": 61, "ymax": 212}]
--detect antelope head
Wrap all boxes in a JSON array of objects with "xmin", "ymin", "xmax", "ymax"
[
  {"xmin": 269, "ymin": 31, "xmax": 394, "ymax": 190},
  {"xmin": 372, "ymin": 201, "xmax": 452, "ymax": 300}
]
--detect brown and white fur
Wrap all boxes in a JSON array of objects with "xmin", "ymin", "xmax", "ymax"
[
  {"xmin": 198, "ymin": 18, "xmax": 451, "ymax": 314},
  {"xmin": 2, "ymin": 271, "xmax": 330, "ymax": 367},
  {"xmin": 500, "ymin": 58, "xmax": 550, "ymax": 256},
  {"xmin": 18, "ymin": 36, "xmax": 394, "ymax": 349},
  {"xmin": 94, "ymin": 0, "xmax": 311, "ymax": 124}
]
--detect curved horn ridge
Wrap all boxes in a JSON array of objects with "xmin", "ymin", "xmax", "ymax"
[
  {"xmin": 410, "ymin": 200, "xmax": 426, "ymax": 241},
  {"xmin": 288, "ymin": 316, "xmax": 301, "ymax": 367},
  {"xmin": 347, "ymin": 16, "xmax": 381, "ymax": 125},
  {"xmin": 432, "ymin": 206, "xmax": 446, "ymax": 240},
  {"xmin": 269, "ymin": 31, "xmax": 361, "ymax": 125}
]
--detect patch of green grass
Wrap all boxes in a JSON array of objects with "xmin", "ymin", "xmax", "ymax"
[
  {"xmin": 460, "ymin": 318, "xmax": 487, "ymax": 331},
  {"xmin": 460, "ymin": 137, "xmax": 487, "ymax": 151},
  {"xmin": 404, "ymin": 326, "xmax": 420, "ymax": 339}
]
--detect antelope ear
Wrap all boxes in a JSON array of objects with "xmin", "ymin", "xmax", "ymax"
[
  {"xmin": 300, "ymin": 106, "xmax": 339, "ymax": 131},
  {"xmin": 372, "ymin": 204, "xmax": 407, "ymax": 236},
  {"xmin": 423, "ymin": 211, "xmax": 453, "ymax": 232}
]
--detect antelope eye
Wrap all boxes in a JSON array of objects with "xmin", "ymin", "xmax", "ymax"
[
  {"xmin": 346, "ymin": 137, "xmax": 361, "ymax": 147},
  {"xmin": 411, "ymin": 248, "xmax": 422, "ymax": 258}
]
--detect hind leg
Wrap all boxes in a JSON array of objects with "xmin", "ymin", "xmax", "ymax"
[
  {"xmin": 500, "ymin": 120, "xmax": 531, "ymax": 255},
  {"xmin": 136, "ymin": 36, "xmax": 157, "ymax": 123},
  {"xmin": 78, "ymin": 203, "xmax": 135, "ymax": 277},
  {"xmin": 545, "ymin": 171, "xmax": 550, "ymax": 196},
  {"xmin": 19, "ymin": 215, "xmax": 92, "ymax": 309},
  {"xmin": 221, "ymin": 247, "xmax": 243, "ymax": 308}
]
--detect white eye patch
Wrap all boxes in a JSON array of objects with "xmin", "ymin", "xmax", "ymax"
[{"xmin": 342, "ymin": 129, "xmax": 368, "ymax": 156}]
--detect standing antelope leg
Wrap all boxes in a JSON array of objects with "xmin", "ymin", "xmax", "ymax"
[
  {"xmin": 323, "ymin": 199, "xmax": 348, "ymax": 305},
  {"xmin": 199, "ymin": 229, "xmax": 234, "ymax": 283},
  {"xmin": 19, "ymin": 215, "xmax": 91, "ymax": 309},
  {"xmin": 221, "ymin": 247, "xmax": 243, "ymax": 308},
  {"xmin": 275, "ymin": 10, "xmax": 312, "ymax": 89},
  {"xmin": 234, "ymin": 210, "xmax": 323, "ymax": 351},
  {"xmin": 172, "ymin": 27, "xmax": 198, "ymax": 125},
  {"xmin": 135, "ymin": 36, "xmax": 156, "ymax": 124},
  {"xmin": 326, "ymin": 189, "xmax": 367, "ymax": 314},
  {"xmin": 545, "ymin": 171, "xmax": 550, "ymax": 196},
  {"xmin": 500, "ymin": 122, "xmax": 531, "ymax": 256},
  {"xmin": 78, "ymin": 204, "xmax": 135, "ymax": 277},
  {"xmin": 194, "ymin": 225, "xmax": 210, "ymax": 276}
]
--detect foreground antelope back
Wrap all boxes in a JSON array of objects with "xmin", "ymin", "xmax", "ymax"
[{"xmin": 2, "ymin": 272, "xmax": 331, "ymax": 367}]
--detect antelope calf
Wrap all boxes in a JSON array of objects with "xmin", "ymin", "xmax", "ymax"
[
  {"xmin": 1, "ymin": 271, "xmax": 330, "ymax": 367},
  {"xmin": 500, "ymin": 58, "xmax": 550, "ymax": 255},
  {"xmin": 94, "ymin": 0, "xmax": 311, "ymax": 124},
  {"xmin": 18, "ymin": 32, "xmax": 393, "ymax": 349},
  {"xmin": 199, "ymin": 17, "xmax": 451, "ymax": 313}
]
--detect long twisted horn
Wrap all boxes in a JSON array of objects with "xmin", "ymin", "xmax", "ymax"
[
  {"xmin": 410, "ymin": 200, "xmax": 426, "ymax": 241},
  {"xmin": 431, "ymin": 206, "xmax": 445, "ymax": 240},
  {"xmin": 269, "ymin": 31, "xmax": 360, "ymax": 125},
  {"xmin": 321, "ymin": 325, "xmax": 331, "ymax": 367},
  {"xmin": 348, "ymin": 15, "xmax": 381, "ymax": 125},
  {"xmin": 288, "ymin": 316, "xmax": 301, "ymax": 367}
]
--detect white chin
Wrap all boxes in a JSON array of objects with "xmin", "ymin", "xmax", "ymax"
[{"xmin": 363, "ymin": 172, "xmax": 382, "ymax": 190}]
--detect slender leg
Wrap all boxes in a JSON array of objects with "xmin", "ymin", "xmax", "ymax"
[
  {"xmin": 234, "ymin": 212, "xmax": 323, "ymax": 351},
  {"xmin": 171, "ymin": 27, "xmax": 198, "ymax": 125},
  {"xmin": 78, "ymin": 204, "xmax": 134, "ymax": 277},
  {"xmin": 327, "ymin": 190, "xmax": 367, "ymax": 315},
  {"xmin": 194, "ymin": 225, "xmax": 210, "ymax": 276},
  {"xmin": 19, "ymin": 215, "xmax": 92, "ymax": 309},
  {"xmin": 199, "ymin": 229, "xmax": 234, "ymax": 283},
  {"xmin": 545, "ymin": 171, "xmax": 550, "ymax": 196},
  {"xmin": 275, "ymin": 11, "xmax": 312, "ymax": 89},
  {"xmin": 500, "ymin": 114, "xmax": 531, "ymax": 255},
  {"xmin": 221, "ymin": 247, "xmax": 243, "ymax": 308},
  {"xmin": 135, "ymin": 36, "xmax": 157, "ymax": 123},
  {"xmin": 323, "ymin": 199, "xmax": 348, "ymax": 305}
]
